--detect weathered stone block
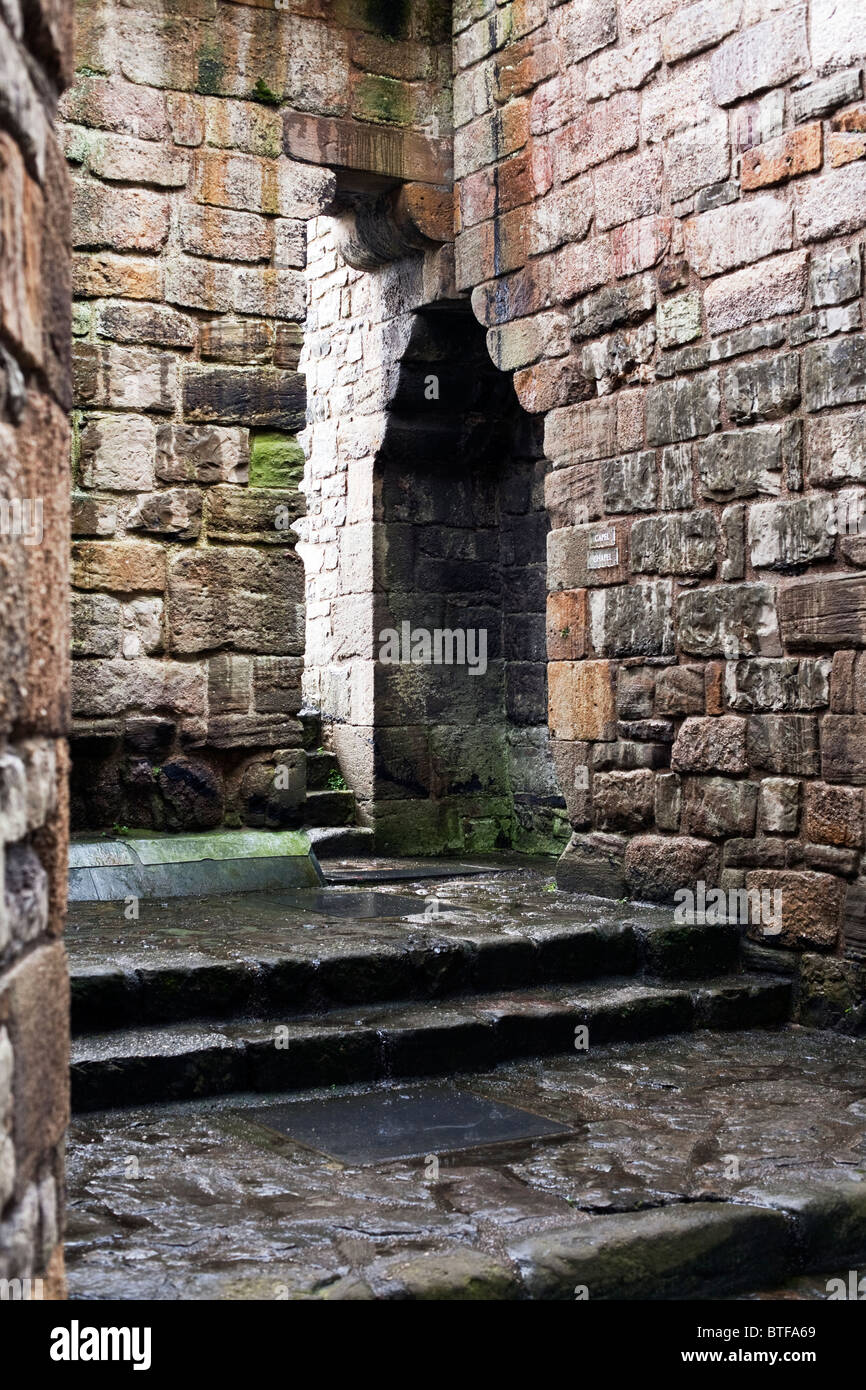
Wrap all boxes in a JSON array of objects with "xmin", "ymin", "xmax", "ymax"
[
  {"xmin": 544, "ymin": 397, "xmax": 617, "ymax": 469},
  {"xmin": 655, "ymin": 665, "xmax": 704, "ymax": 716},
  {"xmin": 802, "ymin": 334, "xmax": 866, "ymax": 412},
  {"xmin": 822, "ymin": 715, "xmax": 866, "ymax": 784},
  {"xmin": 168, "ymin": 548, "xmax": 304, "ymax": 655},
  {"xmin": 655, "ymin": 770, "xmax": 681, "ymax": 830},
  {"xmin": 205, "ymin": 486, "xmax": 302, "ymax": 543},
  {"xmin": 130, "ymin": 489, "xmax": 202, "ymax": 541},
  {"xmin": 659, "ymin": 444, "xmax": 694, "ymax": 509},
  {"xmin": 546, "ymin": 590, "xmax": 588, "ymax": 661},
  {"xmin": 795, "ymin": 162, "xmax": 866, "ymax": 241},
  {"xmin": 594, "ymin": 148, "xmax": 664, "ymax": 231},
  {"xmin": 672, "ymin": 716, "xmax": 748, "ymax": 774},
  {"xmin": 548, "ymin": 659, "xmax": 616, "ymax": 741},
  {"xmin": 208, "ymin": 654, "xmax": 251, "ymax": 715},
  {"xmin": 253, "ymin": 657, "xmax": 303, "ymax": 715},
  {"xmin": 593, "ymin": 769, "xmax": 655, "ymax": 831},
  {"xmin": 748, "ymin": 496, "xmax": 835, "ymax": 570},
  {"xmin": 704, "ymin": 251, "xmax": 809, "ymax": 336},
  {"xmin": 684, "ymin": 197, "xmax": 793, "ymax": 277},
  {"xmin": 745, "ymin": 869, "xmax": 843, "ymax": 950},
  {"xmin": 182, "ymin": 366, "xmax": 305, "ymax": 431},
  {"xmin": 682, "ymin": 776, "xmax": 758, "ymax": 839},
  {"xmin": 630, "ymin": 512, "xmax": 717, "ymax": 577},
  {"xmin": 180, "ymin": 205, "xmax": 272, "ymax": 262},
  {"xmin": 550, "ymin": 741, "xmax": 591, "ymax": 827},
  {"xmin": 646, "ymin": 373, "xmax": 720, "ymax": 445},
  {"xmin": 624, "ymin": 834, "xmax": 721, "ymax": 901},
  {"xmin": 72, "ymin": 541, "xmax": 166, "ymax": 594},
  {"xmin": 78, "ymin": 413, "xmax": 155, "ymax": 492},
  {"xmin": 741, "ymin": 125, "xmax": 821, "ymax": 189},
  {"xmin": 71, "ymin": 593, "xmax": 121, "ymax": 658},
  {"xmin": 156, "ymin": 423, "xmax": 249, "ymax": 485},
  {"xmin": 746, "ymin": 714, "xmax": 820, "ymax": 776},
  {"xmin": 600, "ymin": 452, "xmax": 656, "ymax": 514},
  {"xmin": 697, "ymin": 425, "xmax": 783, "ymax": 501},
  {"xmin": 71, "ymin": 178, "xmax": 170, "ymax": 252},
  {"xmin": 725, "ymin": 657, "xmax": 830, "ymax": 713},
  {"xmin": 711, "ymin": 8, "xmax": 808, "ymax": 106},
  {"xmin": 617, "ymin": 667, "xmax": 655, "ymax": 719},
  {"xmin": 724, "ymin": 354, "xmax": 800, "ymax": 423},
  {"xmin": 589, "ymin": 581, "xmax": 675, "ymax": 658},
  {"xmin": 810, "ymin": 0, "xmax": 866, "ymax": 82},
  {"xmin": 657, "ymin": 291, "xmax": 701, "ymax": 349},
  {"xmin": 200, "ymin": 319, "xmax": 274, "ymax": 366},
  {"xmin": 678, "ymin": 583, "xmax": 781, "ymax": 658},
  {"xmin": 73, "ymin": 251, "xmax": 163, "ymax": 304},
  {"xmin": 804, "ymin": 782, "xmax": 863, "ymax": 848},
  {"xmin": 811, "ymin": 244, "xmax": 862, "ymax": 307},
  {"xmin": 73, "ymin": 343, "xmax": 176, "ymax": 413},
  {"xmin": 758, "ymin": 777, "xmax": 800, "ymax": 834},
  {"xmin": 547, "ymin": 523, "xmax": 627, "ymax": 590},
  {"xmin": 556, "ymin": 830, "xmax": 626, "ymax": 898},
  {"xmin": 779, "ymin": 576, "xmax": 866, "ymax": 649}
]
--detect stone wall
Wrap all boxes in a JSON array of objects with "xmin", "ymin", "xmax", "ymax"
[
  {"xmin": 450, "ymin": 0, "xmax": 866, "ymax": 1000},
  {"xmin": 0, "ymin": 0, "xmax": 72, "ymax": 1297},
  {"xmin": 299, "ymin": 223, "xmax": 568, "ymax": 853},
  {"xmin": 60, "ymin": 0, "xmax": 452, "ymax": 833}
]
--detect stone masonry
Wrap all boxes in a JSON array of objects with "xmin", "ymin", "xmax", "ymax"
[
  {"xmin": 56, "ymin": 0, "xmax": 866, "ymax": 1003},
  {"xmin": 60, "ymin": 0, "xmax": 454, "ymax": 832},
  {"xmin": 446, "ymin": 0, "xmax": 866, "ymax": 994},
  {"xmin": 0, "ymin": 0, "xmax": 72, "ymax": 1297}
]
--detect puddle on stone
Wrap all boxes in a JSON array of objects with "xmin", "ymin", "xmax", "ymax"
[
  {"xmin": 297, "ymin": 890, "xmax": 468, "ymax": 920},
  {"xmin": 243, "ymin": 1083, "xmax": 573, "ymax": 1164}
]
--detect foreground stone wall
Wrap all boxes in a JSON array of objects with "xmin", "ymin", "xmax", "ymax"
[
  {"xmin": 451, "ymin": 0, "xmax": 866, "ymax": 998},
  {"xmin": 0, "ymin": 0, "xmax": 72, "ymax": 1296}
]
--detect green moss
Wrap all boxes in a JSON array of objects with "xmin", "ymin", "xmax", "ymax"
[
  {"xmin": 251, "ymin": 77, "xmax": 281, "ymax": 106},
  {"xmin": 355, "ymin": 73, "xmax": 412, "ymax": 126},
  {"xmin": 249, "ymin": 432, "xmax": 305, "ymax": 488},
  {"xmin": 197, "ymin": 53, "xmax": 224, "ymax": 96}
]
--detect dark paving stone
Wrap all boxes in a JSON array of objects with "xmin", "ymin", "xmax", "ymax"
[{"xmin": 245, "ymin": 1083, "xmax": 572, "ymax": 1164}]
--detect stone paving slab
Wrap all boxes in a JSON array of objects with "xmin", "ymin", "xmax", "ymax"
[{"xmin": 65, "ymin": 1027, "xmax": 866, "ymax": 1301}]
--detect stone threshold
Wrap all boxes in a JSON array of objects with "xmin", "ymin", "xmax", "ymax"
[{"xmin": 68, "ymin": 829, "xmax": 323, "ymax": 900}]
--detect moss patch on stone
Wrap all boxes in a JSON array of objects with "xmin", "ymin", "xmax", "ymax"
[
  {"xmin": 251, "ymin": 77, "xmax": 281, "ymax": 107},
  {"xmin": 355, "ymin": 74, "xmax": 412, "ymax": 126},
  {"xmin": 249, "ymin": 431, "xmax": 305, "ymax": 488}
]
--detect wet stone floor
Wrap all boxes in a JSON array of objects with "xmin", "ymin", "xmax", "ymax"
[{"xmin": 66, "ymin": 1027, "xmax": 866, "ymax": 1300}]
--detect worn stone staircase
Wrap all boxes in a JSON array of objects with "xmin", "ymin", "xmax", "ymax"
[
  {"xmin": 300, "ymin": 709, "xmax": 374, "ymax": 857},
  {"xmin": 68, "ymin": 867, "xmax": 792, "ymax": 1113}
]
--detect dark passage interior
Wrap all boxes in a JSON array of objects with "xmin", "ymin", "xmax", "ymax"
[{"xmin": 364, "ymin": 300, "xmax": 569, "ymax": 855}]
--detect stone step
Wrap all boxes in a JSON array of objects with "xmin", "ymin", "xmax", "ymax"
[
  {"xmin": 309, "ymin": 826, "xmax": 374, "ymax": 857},
  {"xmin": 70, "ymin": 974, "xmax": 792, "ymax": 1112},
  {"xmin": 69, "ymin": 909, "xmax": 741, "ymax": 1033},
  {"xmin": 306, "ymin": 750, "xmax": 341, "ymax": 789},
  {"xmin": 305, "ymin": 788, "xmax": 356, "ymax": 826}
]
